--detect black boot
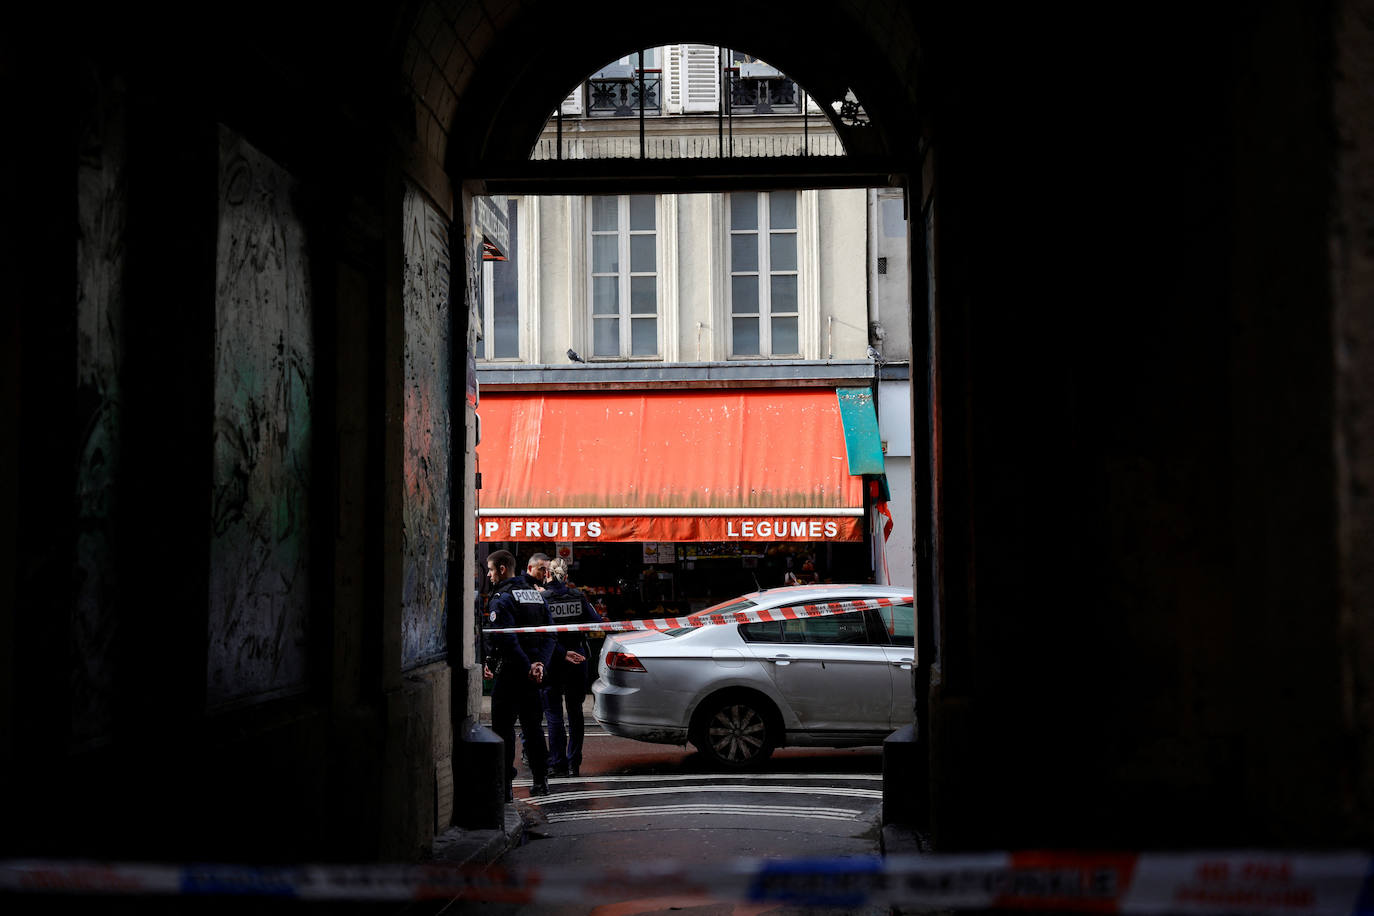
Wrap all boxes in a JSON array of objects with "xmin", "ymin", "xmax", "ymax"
[{"xmin": 529, "ymin": 780, "xmax": 549, "ymax": 797}]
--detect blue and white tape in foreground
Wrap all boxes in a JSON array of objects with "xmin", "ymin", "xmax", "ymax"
[{"xmin": 4, "ymin": 851, "xmax": 1374, "ymax": 913}]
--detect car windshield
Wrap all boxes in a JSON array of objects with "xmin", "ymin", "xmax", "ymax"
[
  {"xmin": 696, "ymin": 596, "xmax": 760, "ymax": 616},
  {"xmin": 663, "ymin": 596, "xmax": 759, "ymax": 638}
]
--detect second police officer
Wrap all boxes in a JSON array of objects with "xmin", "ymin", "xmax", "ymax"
[
  {"xmin": 541, "ymin": 557, "xmax": 606, "ymax": 778},
  {"xmin": 485, "ymin": 549, "xmax": 554, "ymax": 800}
]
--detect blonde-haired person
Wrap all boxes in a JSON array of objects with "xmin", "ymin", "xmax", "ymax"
[{"xmin": 540, "ymin": 557, "xmax": 605, "ymax": 778}]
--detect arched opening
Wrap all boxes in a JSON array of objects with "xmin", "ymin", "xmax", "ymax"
[
  {"xmin": 528, "ymin": 44, "xmax": 868, "ymax": 161},
  {"xmin": 419, "ymin": 9, "xmax": 936, "ymax": 842}
]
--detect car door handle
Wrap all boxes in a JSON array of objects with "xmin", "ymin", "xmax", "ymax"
[
  {"xmin": 768, "ymin": 654, "xmax": 792, "ymax": 666},
  {"xmin": 891, "ymin": 659, "xmax": 913, "ymax": 669}
]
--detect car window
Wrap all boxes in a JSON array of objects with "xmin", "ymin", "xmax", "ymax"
[
  {"xmin": 796, "ymin": 611, "xmax": 870, "ymax": 645},
  {"xmin": 874, "ymin": 601, "xmax": 915, "ymax": 647},
  {"xmin": 739, "ymin": 620, "xmax": 784, "ymax": 643},
  {"xmin": 741, "ymin": 606, "xmax": 876, "ymax": 645}
]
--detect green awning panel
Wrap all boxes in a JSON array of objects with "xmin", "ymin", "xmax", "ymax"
[{"xmin": 836, "ymin": 388, "xmax": 885, "ymax": 475}]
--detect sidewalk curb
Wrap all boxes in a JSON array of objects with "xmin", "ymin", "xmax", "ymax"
[{"xmin": 426, "ymin": 802, "xmax": 526, "ymax": 868}]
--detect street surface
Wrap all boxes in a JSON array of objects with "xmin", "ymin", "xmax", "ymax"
[{"xmin": 455, "ymin": 699, "xmax": 892, "ymax": 915}]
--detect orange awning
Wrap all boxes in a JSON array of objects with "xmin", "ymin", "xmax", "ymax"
[{"xmin": 475, "ymin": 389, "xmax": 866, "ymax": 542}]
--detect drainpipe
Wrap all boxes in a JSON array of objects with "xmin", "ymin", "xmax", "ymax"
[
  {"xmin": 867, "ymin": 189, "xmax": 882, "ymax": 359},
  {"xmin": 866, "ymin": 189, "xmax": 885, "ymax": 421}
]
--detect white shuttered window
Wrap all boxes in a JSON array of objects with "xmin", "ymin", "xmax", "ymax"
[
  {"xmin": 560, "ymin": 85, "xmax": 584, "ymax": 116},
  {"xmin": 664, "ymin": 45, "xmax": 684, "ymax": 114},
  {"xmin": 672, "ymin": 44, "xmax": 719, "ymax": 113}
]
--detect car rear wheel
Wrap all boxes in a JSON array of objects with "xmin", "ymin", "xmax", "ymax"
[{"xmin": 693, "ymin": 695, "xmax": 776, "ymax": 768}]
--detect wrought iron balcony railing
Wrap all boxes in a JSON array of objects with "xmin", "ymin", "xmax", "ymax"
[
  {"xmin": 586, "ymin": 71, "xmax": 662, "ymax": 117},
  {"xmin": 727, "ymin": 69, "xmax": 800, "ymax": 115}
]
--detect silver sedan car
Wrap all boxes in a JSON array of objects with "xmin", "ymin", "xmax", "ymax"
[{"xmin": 592, "ymin": 584, "xmax": 915, "ymax": 768}]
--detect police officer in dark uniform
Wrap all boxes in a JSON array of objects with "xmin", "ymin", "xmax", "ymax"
[
  {"xmin": 484, "ymin": 549, "xmax": 554, "ymax": 800},
  {"xmin": 541, "ymin": 557, "xmax": 606, "ymax": 778}
]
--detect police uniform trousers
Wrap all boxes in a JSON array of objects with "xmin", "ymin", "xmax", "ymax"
[
  {"xmin": 491, "ymin": 668, "xmax": 548, "ymax": 789},
  {"xmin": 543, "ymin": 658, "xmax": 591, "ymax": 772}
]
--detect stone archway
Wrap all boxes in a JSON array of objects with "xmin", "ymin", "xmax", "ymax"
[
  {"xmin": 9, "ymin": 0, "xmax": 1370, "ymax": 873},
  {"xmin": 391, "ymin": 0, "xmax": 936, "ymax": 840}
]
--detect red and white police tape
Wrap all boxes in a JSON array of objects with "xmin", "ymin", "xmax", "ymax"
[
  {"xmin": 484, "ymin": 595, "xmax": 912, "ymax": 634},
  {"xmin": 2, "ymin": 851, "xmax": 1372, "ymax": 911}
]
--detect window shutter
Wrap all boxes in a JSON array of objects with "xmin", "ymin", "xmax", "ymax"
[
  {"xmin": 560, "ymin": 83, "xmax": 583, "ymax": 116},
  {"xmin": 681, "ymin": 44, "xmax": 720, "ymax": 113},
  {"xmin": 665, "ymin": 45, "xmax": 684, "ymax": 114}
]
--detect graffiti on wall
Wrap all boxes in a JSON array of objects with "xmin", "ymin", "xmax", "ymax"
[
  {"xmin": 207, "ymin": 127, "xmax": 313, "ymax": 707},
  {"xmin": 72, "ymin": 67, "xmax": 126, "ymax": 749},
  {"xmin": 401, "ymin": 182, "xmax": 452, "ymax": 669}
]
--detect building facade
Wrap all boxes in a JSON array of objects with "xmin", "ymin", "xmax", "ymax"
[{"xmin": 474, "ymin": 46, "xmax": 913, "ymax": 609}]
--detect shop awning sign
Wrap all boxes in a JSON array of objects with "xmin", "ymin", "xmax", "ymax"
[
  {"xmin": 477, "ymin": 511, "xmax": 862, "ymax": 543},
  {"xmin": 474, "ymin": 389, "xmax": 875, "ymax": 543}
]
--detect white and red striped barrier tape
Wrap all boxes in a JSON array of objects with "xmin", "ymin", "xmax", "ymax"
[
  {"xmin": 2, "ymin": 851, "xmax": 1372, "ymax": 911},
  {"xmin": 485, "ymin": 596, "xmax": 912, "ymax": 635}
]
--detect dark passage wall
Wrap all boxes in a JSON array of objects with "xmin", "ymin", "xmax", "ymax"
[
  {"xmin": 2, "ymin": 0, "xmax": 1372, "ymax": 865},
  {"xmin": 209, "ymin": 126, "xmax": 315, "ymax": 709},
  {"xmin": 917, "ymin": 1, "xmax": 1368, "ymax": 848}
]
